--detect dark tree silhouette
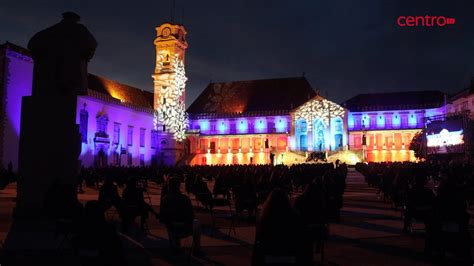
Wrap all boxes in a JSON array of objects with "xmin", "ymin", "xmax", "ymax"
[{"xmin": 410, "ymin": 129, "xmax": 426, "ymax": 160}]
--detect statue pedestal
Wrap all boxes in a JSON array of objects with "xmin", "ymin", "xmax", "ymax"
[{"xmin": 3, "ymin": 93, "xmax": 81, "ymax": 252}]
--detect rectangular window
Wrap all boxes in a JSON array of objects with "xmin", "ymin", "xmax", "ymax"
[
  {"xmin": 401, "ymin": 115, "xmax": 408, "ymax": 127},
  {"xmin": 140, "ymin": 154, "xmax": 145, "ymax": 166},
  {"xmin": 127, "ymin": 152, "xmax": 132, "ymax": 166},
  {"xmin": 386, "ymin": 116, "xmax": 392, "ymax": 129},
  {"xmin": 369, "ymin": 116, "xmax": 376, "ymax": 128},
  {"xmin": 151, "ymin": 130, "xmax": 158, "ymax": 149},
  {"xmin": 140, "ymin": 128, "xmax": 146, "ymax": 147},
  {"xmin": 114, "ymin": 152, "xmax": 120, "ymax": 166},
  {"xmin": 80, "ymin": 110, "xmax": 88, "ymax": 143},
  {"xmin": 127, "ymin": 126, "xmax": 133, "ymax": 146},
  {"xmin": 113, "ymin": 123, "xmax": 121, "ymax": 144}
]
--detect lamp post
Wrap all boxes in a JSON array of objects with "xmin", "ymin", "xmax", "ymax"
[{"xmin": 362, "ymin": 124, "xmax": 367, "ymax": 163}]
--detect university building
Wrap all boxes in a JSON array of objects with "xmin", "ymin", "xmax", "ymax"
[
  {"xmin": 0, "ymin": 22, "xmax": 457, "ymax": 170},
  {"xmin": 0, "ymin": 23, "xmax": 188, "ymax": 171},
  {"xmin": 186, "ymin": 78, "xmax": 347, "ymax": 165},
  {"xmin": 342, "ymin": 91, "xmax": 446, "ymax": 162}
]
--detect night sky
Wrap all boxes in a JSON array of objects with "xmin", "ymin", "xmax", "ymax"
[{"xmin": 1, "ymin": 0, "xmax": 473, "ymax": 106}]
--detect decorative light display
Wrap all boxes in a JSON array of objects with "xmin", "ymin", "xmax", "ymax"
[
  {"xmin": 426, "ymin": 129, "xmax": 464, "ymax": 147},
  {"xmin": 294, "ymin": 97, "xmax": 345, "ymax": 130},
  {"xmin": 154, "ymin": 55, "xmax": 188, "ymax": 141}
]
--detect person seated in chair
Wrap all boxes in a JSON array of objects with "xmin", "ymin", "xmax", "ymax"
[
  {"xmin": 213, "ymin": 174, "xmax": 231, "ymax": 199},
  {"xmin": 73, "ymin": 200, "xmax": 124, "ymax": 266},
  {"xmin": 234, "ymin": 177, "xmax": 258, "ymax": 221},
  {"xmin": 294, "ymin": 182, "xmax": 327, "ymax": 248},
  {"xmin": 403, "ymin": 175, "xmax": 434, "ymax": 233},
  {"xmin": 99, "ymin": 176, "xmax": 122, "ymax": 211},
  {"xmin": 192, "ymin": 175, "xmax": 213, "ymax": 210},
  {"xmin": 121, "ymin": 178, "xmax": 159, "ymax": 232},
  {"xmin": 252, "ymin": 189, "xmax": 312, "ymax": 265},
  {"xmin": 160, "ymin": 177, "xmax": 205, "ymax": 257},
  {"xmin": 431, "ymin": 176, "xmax": 472, "ymax": 262}
]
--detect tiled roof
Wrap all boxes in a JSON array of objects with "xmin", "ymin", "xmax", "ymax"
[
  {"xmin": 1, "ymin": 42, "xmax": 154, "ymax": 110},
  {"xmin": 0, "ymin": 42, "xmax": 31, "ymax": 57},
  {"xmin": 342, "ymin": 91, "xmax": 446, "ymax": 112},
  {"xmin": 87, "ymin": 74, "xmax": 153, "ymax": 110},
  {"xmin": 448, "ymin": 81, "xmax": 474, "ymax": 103},
  {"xmin": 187, "ymin": 77, "xmax": 316, "ymax": 115}
]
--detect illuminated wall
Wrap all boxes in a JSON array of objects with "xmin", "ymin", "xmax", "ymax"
[
  {"xmin": 291, "ymin": 96, "xmax": 347, "ymax": 152},
  {"xmin": 187, "ymin": 113, "xmax": 291, "ymax": 165},
  {"xmin": 152, "ymin": 23, "xmax": 189, "ymax": 142},
  {"xmin": 188, "ymin": 133, "xmax": 288, "ymax": 165},
  {"xmin": 347, "ymin": 107, "xmax": 445, "ymax": 162},
  {"xmin": 348, "ymin": 129, "xmax": 418, "ymax": 162},
  {"xmin": 189, "ymin": 115, "xmax": 290, "ymax": 135},
  {"xmin": 347, "ymin": 107, "xmax": 444, "ymax": 131},
  {"xmin": 0, "ymin": 46, "xmax": 33, "ymax": 171},
  {"xmin": 77, "ymin": 94, "xmax": 156, "ymax": 167}
]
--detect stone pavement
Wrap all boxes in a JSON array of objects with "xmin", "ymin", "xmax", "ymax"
[{"xmin": 0, "ymin": 167, "xmax": 473, "ymax": 265}]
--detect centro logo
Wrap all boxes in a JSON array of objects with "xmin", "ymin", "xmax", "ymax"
[{"xmin": 397, "ymin": 16, "xmax": 456, "ymax": 27}]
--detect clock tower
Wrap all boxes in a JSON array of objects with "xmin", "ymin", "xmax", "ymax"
[{"xmin": 152, "ymin": 23, "xmax": 189, "ymax": 165}]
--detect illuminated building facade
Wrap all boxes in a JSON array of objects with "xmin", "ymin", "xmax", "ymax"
[
  {"xmin": 152, "ymin": 23, "xmax": 189, "ymax": 164},
  {"xmin": 0, "ymin": 43, "xmax": 33, "ymax": 171},
  {"xmin": 0, "ymin": 26, "xmax": 460, "ymax": 169},
  {"xmin": 186, "ymin": 78, "xmax": 347, "ymax": 165},
  {"xmin": 343, "ymin": 91, "xmax": 446, "ymax": 162},
  {"xmin": 446, "ymin": 80, "xmax": 474, "ymax": 117},
  {"xmin": 0, "ymin": 23, "xmax": 187, "ymax": 170},
  {"xmin": 0, "ymin": 41, "xmax": 159, "ymax": 170}
]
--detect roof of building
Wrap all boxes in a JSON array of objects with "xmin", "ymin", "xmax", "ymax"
[
  {"xmin": 187, "ymin": 77, "xmax": 316, "ymax": 116},
  {"xmin": 0, "ymin": 42, "xmax": 31, "ymax": 56},
  {"xmin": 87, "ymin": 74, "xmax": 154, "ymax": 110},
  {"xmin": 2, "ymin": 42, "xmax": 154, "ymax": 111},
  {"xmin": 342, "ymin": 90, "xmax": 446, "ymax": 112},
  {"xmin": 448, "ymin": 80, "xmax": 474, "ymax": 103}
]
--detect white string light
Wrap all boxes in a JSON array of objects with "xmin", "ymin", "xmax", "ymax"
[
  {"xmin": 154, "ymin": 55, "xmax": 188, "ymax": 141},
  {"xmin": 294, "ymin": 98, "xmax": 345, "ymax": 130}
]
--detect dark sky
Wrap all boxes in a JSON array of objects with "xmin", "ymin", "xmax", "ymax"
[{"xmin": 1, "ymin": 0, "xmax": 473, "ymax": 106}]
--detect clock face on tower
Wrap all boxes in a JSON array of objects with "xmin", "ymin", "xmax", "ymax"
[{"xmin": 162, "ymin": 27, "xmax": 171, "ymax": 38}]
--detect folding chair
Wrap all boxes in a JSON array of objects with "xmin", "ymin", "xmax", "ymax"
[
  {"xmin": 55, "ymin": 218, "xmax": 77, "ymax": 250},
  {"xmin": 167, "ymin": 221, "xmax": 197, "ymax": 261},
  {"xmin": 210, "ymin": 198, "xmax": 237, "ymax": 236},
  {"xmin": 308, "ymin": 223, "xmax": 328, "ymax": 264}
]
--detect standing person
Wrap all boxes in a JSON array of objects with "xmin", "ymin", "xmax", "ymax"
[
  {"xmin": 160, "ymin": 177, "xmax": 205, "ymax": 257},
  {"xmin": 252, "ymin": 189, "xmax": 312, "ymax": 265}
]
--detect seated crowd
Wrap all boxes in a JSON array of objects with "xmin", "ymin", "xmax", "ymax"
[
  {"xmin": 356, "ymin": 161, "xmax": 473, "ymax": 263},
  {"xmin": 40, "ymin": 162, "xmax": 348, "ymax": 265}
]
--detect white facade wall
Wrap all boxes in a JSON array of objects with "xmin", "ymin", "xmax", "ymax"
[
  {"xmin": 76, "ymin": 96, "xmax": 155, "ymax": 167},
  {"xmin": 2, "ymin": 49, "xmax": 33, "ymax": 171}
]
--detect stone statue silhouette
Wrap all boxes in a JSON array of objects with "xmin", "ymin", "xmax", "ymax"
[
  {"xmin": 16, "ymin": 12, "xmax": 97, "ymax": 218},
  {"xmin": 5, "ymin": 12, "xmax": 102, "ymax": 256},
  {"xmin": 28, "ymin": 12, "xmax": 97, "ymax": 96}
]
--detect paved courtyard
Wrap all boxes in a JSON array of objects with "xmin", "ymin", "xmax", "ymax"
[{"xmin": 0, "ymin": 168, "xmax": 473, "ymax": 265}]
